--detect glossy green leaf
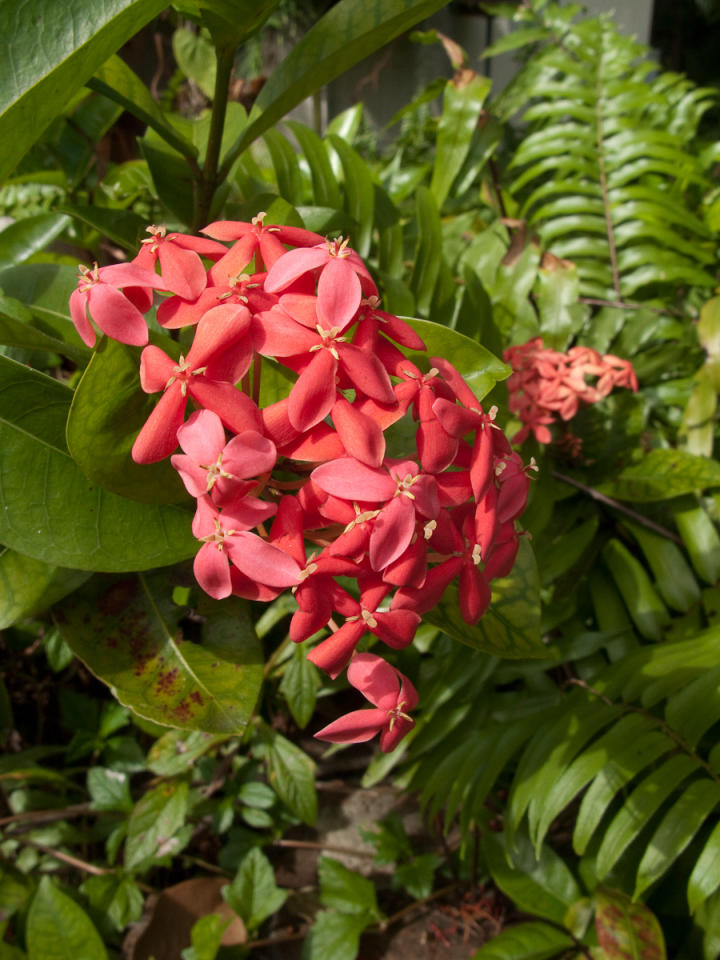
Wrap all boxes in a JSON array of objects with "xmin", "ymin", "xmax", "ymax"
[
  {"xmin": 483, "ymin": 831, "xmax": 580, "ymax": 926},
  {"xmin": 287, "ymin": 121, "xmax": 341, "ymax": 210},
  {"xmin": 594, "ymin": 754, "xmax": 700, "ymax": 879},
  {"xmin": 425, "ymin": 539, "xmax": 544, "ymax": 659},
  {"xmin": 600, "ymin": 450, "xmax": 720, "ymax": 502},
  {"xmin": 263, "ymin": 128, "xmax": 304, "ymax": 205},
  {"xmin": 223, "ymin": 847, "xmax": 287, "ymax": 932},
  {"xmin": 0, "ymin": 0, "xmax": 169, "ymax": 182},
  {"xmin": 534, "ymin": 258, "xmax": 583, "ymax": 350},
  {"xmin": 0, "ymin": 292, "xmax": 89, "ymax": 366},
  {"xmin": 409, "ymin": 186, "xmax": 441, "ymax": 316},
  {"xmin": 602, "ymin": 539, "xmax": 670, "ymax": 641},
  {"xmin": 304, "ymin": 911, "xmax": 369, "ymax": 960},
  {"xmin": 87, "ymin": 766, "xmax": 133, "ymax": 813},
  {"xmin": 635, "ymin": 778, "xmax": 720, "ymax": 898},
  {"xmin": 173, "ymin": 27, "xmax": 216, "ymax": 99},
  {"xmin": 430, "ymin": 73, "xmax": 491, "ymax": 208},
  {"xmin": 625, "ymin": 521, "xmax": 700, "ymax": 613},
  {"xmin": 0, "ymin": 214, "xmax": 70, "ymax": 266},
  {"xmin": 67, "ymin": 337, "xmax": 186, "ymax": 504},
  {"xmin": 140, "ymin": 125, "xmax": 196, "ymax": 228},
  {"xmin": 27, "ymin": 876, "xmax": 107, "ymax": 960},
  {"xmin": 89, "ymin": 55, "xmax": 197, "ymax": 162},
  {"xmin": 595, "ymin": 887, "xmax": 666, "ymax": 960},
  {"xmin": 0, "ymin": 547, "xmax": 89, "ymax": 629},
  {"xmin": 182, "ymin": 914, "xmax": 229, "ymax": 960},
  {"xmin": 125, "ymin": 779, "xmax": 189, "ymax": 870},
  {"xmin": 469, "ymin": 921, "xmax": 574, "ymax": 960},
  {"xmin": 59, "ymin": 203, "xmax": 149, "ymax": 254},
  {"xmin": 260, "ymin": 724, "xmax": 317, "ymax": 825},
  {"xmin": 0, "ymin": 264, "xmax": 81, "ymax": 341},
  {"xmin": 327, "ymin": 134, "xmax": 375, "ymax": 258},
  {"xmin": 55, "ymin": 570, "xmax": 262, "ymax": 733},
  {"xmin": 279, "ymin": 643, "xmax": 320, "ymax": 728},
  {"xmin": 221, "ymin": 0, "xmax": 448, "ymax": 169},
  {"xmin": 319, "ymin": 857, "xmax": 380, "ymax": 918},
  {"xmin": 689, "ymin": 820, "xmax": 720, "ymax": 913},
  {"xmin": 482, "ymin": 26, "xmax": 549, "ymax": 59},
  {"xmin": 0, "ymin": 355, "xmax": 196, "ymax": 571},
  {"xmin": 403, "ymin": 315, "xmax": 510, "ymax": 402},
  {"xmin": 680, "ymin": 369, "xmax": 716, "ymax": 459},
  {"xmin": 529, "ymin": 713, "xmax": 654, "ymax": 853},
  {"xmin": 673, "ymin": 498, "xmax": 720, "ymax": 585}
]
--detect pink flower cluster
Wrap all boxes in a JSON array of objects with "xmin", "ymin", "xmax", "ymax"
[
  {"xmin": 504, "ymin": 338, "xmax": 638, "ymax": 446},
  {"xmin": 72, "ymin": 217, "xmax": 533, "ymax": 752}
]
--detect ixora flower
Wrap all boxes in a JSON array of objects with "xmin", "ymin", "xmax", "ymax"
[
  {"xmin": 80, "ymin": 214, "xmax": 544, "ymax": 754},
  {"xmin": 314, "ymin": 653, "xmax": 418, "ymax": 753}
]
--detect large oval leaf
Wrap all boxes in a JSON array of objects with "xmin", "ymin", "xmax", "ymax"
[
  {"xmin": 404, "ymin": 315, "xmax": 510, "ymax": 402},
  {"xmin": 27, "ymin": 876, "xmax": 107, "ymax": 960},
  {"xmin": 595, "ymin": 887, "xmax": 666, "ymax": 960},
  {"xmin": 0, "ymin": 547, "xmax": 89, "ymax": 629},
  {"xmin": 0, "ymin": 355, "xmax": 195, "ymax": 571},
  {"xmin": 67, "ymin": 337, "xmax": 186, "ymax": 504},
  {"xmin": 0, "ymin": 0, "xmax": 169, "ymax": 182},
  {"xmin": 599, "ymin": 449, "xmax": 720, "ymax": 502},
  {"xmin": 54, "ymin": 568, "xmax": 263, "ymax": 734},
  {"xmin": 424, "ymin": 539, "xmax": 545, "ymax": 659}
]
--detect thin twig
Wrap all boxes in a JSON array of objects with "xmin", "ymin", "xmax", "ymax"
[
  {"xmin": 22, "ymin": 840, "xmax": 153, "ymax": 892},
  {"xmin": 272, "ymin": 838, "xmax": 375, "ymax": 858},
  {"xmin": 0, "ymin": 803, "xmax": 91, "ymax": 829},
  {"xmin": 551, "ymin": 470, "xmax": 684, "ymax": 544}
]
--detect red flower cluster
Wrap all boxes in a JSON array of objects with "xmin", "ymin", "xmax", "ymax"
[
  {"xmin": 504, "ymin": 338, "xmax": 638, "ymax": 446},
  {"xmin": 72, "ymin": 217, "xmax": 533, "ymax": 752}
]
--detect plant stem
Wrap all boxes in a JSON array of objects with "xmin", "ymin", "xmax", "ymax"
[
  {"xmin": 551, "ymin": 470, "xmax": 684, "ymax": 545},
  {"xmin": 193, "ymin": 44, "xmax": 236, "ymax": 231}
]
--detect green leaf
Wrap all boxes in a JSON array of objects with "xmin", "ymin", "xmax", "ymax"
[
  {"xmin": 634, "ymin": 778, "xmax": 720, "ymax": 898},
  {"xmin": 140, "ymin": 124, "xmax": 196, "ymax": 227},
  {"xmin": 263, "ymin": 129, "xmax": 304, "ymax": 205},
  {"xmin": 81, "ymin": 874, "xmax": 143, "ymax": 933},
  {"xmin": 0, "ymin": 355, "xmax": 196, "ymax": 571},
  {"xmin": 0, "ymin": 0, "xmax": 170, "ymax": 182},
  {"xmin": 222, "ymin": 0, "xmax": 449, "ymax": 171},
  {"xmin": 87, "ymin": 766, "xmax": 133, "ymax": 813},
  {"xmin": 147, "ymin": 729, "xmax": 227, "ymax": 777},
  {"xmin": 26, "ymin": 876, "xmax": 107, "ymax": 960},
  {"xmin": 58, "ymin": 203, "xmax": 149, "ymax": 254},
  {"xmin": 327, "ymin": 135, "xmax": 375, "ymax": 258},
  {"xmin": 279, "ymin": 643, "xmax": 320, "ymax": 728},
  {"xmin": 602, "ymin": 539, "xmax": 670, "ymax": 642},
  {"xmin": 481, "ymin": 26, "xmax": 549, "ymax": 59},
  {"xmin": 55, "ymin": 570, "xmax": 263, "ymax": 734},
  {"xmin": 483, "ymin": 831, "xmax": 581, "ymax": 926},
  {"xmin": 173, "ymin": 27, "xmax": 216, "ymax": 99},
  {"xmin": 625, "ymin": 521, "xmax": 700, "ymax": 614},
  {"xmin": 430, "ymin": 73, "xmax": 491, "ymax": 208},
  {"xmin": 181, "ymin": 915, "xmax": 229, "ymax": 960},
  {"xmin": 409, "ymin": 186, "xmax": 441, "ymax": 316},
  {"xmin": 303, "ymin": 911, "xmax": 369, "ymax": 960},
  {"xmin": 594, "ymin": 754, "xmax": 700, "ymax": 880},
  {"xmin": 223, "ymin": 847, "xmax": 286, "ymax": 932},
  {"xmin": 66, "ymin": 337, "xmax": 186, "ymax": 504},
  {"xmin": 600, "ymin": 450, "xmax": 720, "ymax": 502},
  {"xmin": 89, "ymin": 55, "xmax": 197, "ymax": 162},
  {"xmin": 261, "ymin": 724, "xmax": 317, "ymax": 825},
  {"xmin": 534, "ymin": 258, "xmax": 583, "ymax": 350},
  {"xmin": 0, "ymin": 547, "xmax": 89, "ymax": 629},
  {"xmin": 689, "ymin": 820, "xmax": 720, "ymax": 913},
  {"xmin": 673, "ymin": 498, "xmax": 720, "ymax": 585},
  {"xmin": 595, "ymin": 887, "xmax": 666, "ymax": 960},
  {"xmin": 403, "ymin": 315, "xmax": 510, "ymax": 402},
  {"xmin": 319, "ymin": 857, "xmax": 380, "ymax": 919},
  {"xmin": 0, "ymin": 292, "xmax": 89, "ymax": 366},
  {"xmin": 287, "ymin": 122, "xmax": 342, "ymax": 209},
  {"xmin": 425, "ymin": 539, "xmax": 544, "ymax": 659},
  {"xmin": 0, "ymin": 214, "xmax": 70, "ymax": 266},
  {"xmin": 468, "ymin": 921, "xmax": 574, "ymax": 960},
  {"xmin": 125, "ymin": 779, "xmax": 189, "ymax": 870},
  {"xmin": 0, "ymin": 264, "xmax": 81, "ymax": 340}
]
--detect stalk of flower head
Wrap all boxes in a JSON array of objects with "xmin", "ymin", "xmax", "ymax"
[{"xmin": 71, "ymin": 218, "xmax": 534, "ymax": 752}]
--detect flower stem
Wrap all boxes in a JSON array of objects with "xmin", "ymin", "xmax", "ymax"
[{"xmin": 193, "ymin": 44, "xmax": 236, "ymax": 231}]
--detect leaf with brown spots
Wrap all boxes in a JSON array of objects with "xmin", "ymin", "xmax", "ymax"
[
  {"xmin": 595, "ymin": 887, "xmax": 666, "ymax": 960},
  {"xmin": 54, "ymin": 568, "xmax": 263, "ymax": 734}
]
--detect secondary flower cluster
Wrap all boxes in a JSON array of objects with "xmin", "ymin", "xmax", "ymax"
[
  {"xmin": 504, "ymin": 337, "xmax": 638, "ymax": 446},
  {"xmin": 72, "ymin": 217, "xmax": 533, "ymax": 752}
]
